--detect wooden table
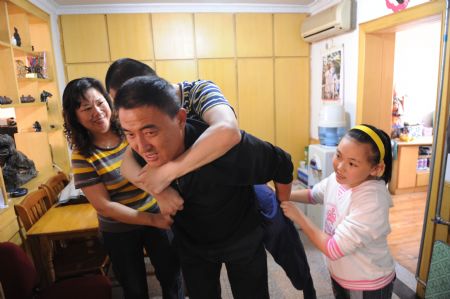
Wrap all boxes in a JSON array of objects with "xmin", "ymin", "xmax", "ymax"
[
  {"xmin": 389, "ymin": 136, "xmax": 433, "ymax": 194},
  {"xmin": 27, "ymin": 203, "xmax": 99, "ymax": 286}
]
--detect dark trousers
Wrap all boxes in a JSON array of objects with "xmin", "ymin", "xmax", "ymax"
[
  {"xmin": 331, "ymin": 276, "xmax": 395, "ymax": 299},
  {"xmin": 102, "ymin": 227, "xmax": 183, "ymax": 299},
  {"xmin": 176, "ymin": 226, "xmax": 269, "ymax": 299},
  {"xmin": 254, "ymin": 184, "xmax": 317, "ymax": 298}
]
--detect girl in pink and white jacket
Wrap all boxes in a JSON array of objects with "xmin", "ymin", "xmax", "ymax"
[{"xmin": 282, "ymin": 124, "xmax": 395, "ymax": 299}]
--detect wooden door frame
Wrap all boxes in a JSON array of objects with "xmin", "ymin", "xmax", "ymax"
[{"xmin": 356, "ymin": 1, "xmax": 449, "ymax": 297}]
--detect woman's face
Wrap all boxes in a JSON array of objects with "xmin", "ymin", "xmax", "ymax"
[
  {"xmin": 332, "ymin": 136, "xmax": 380, "ymax": 188},
  {"xmin": 75, "ymin": 87, "xmax": 112, "ymax": 136}
]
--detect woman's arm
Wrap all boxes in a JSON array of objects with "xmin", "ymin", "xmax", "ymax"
[{"xmin": 82, "ymin": 183, "xmax": 173, "ymax": 229}]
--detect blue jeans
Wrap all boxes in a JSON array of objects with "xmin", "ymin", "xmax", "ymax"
[
  {"xmin": 101, "ymin": 227, "xmax": 183, "ymax": 299},
  {"xmin": 331, "ymin": 276, "xmax": 395, "ymax": 299}
]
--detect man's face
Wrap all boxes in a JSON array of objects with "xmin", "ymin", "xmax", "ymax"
[{"xmin": 119, "ymin": 105, "xmax": 186, "ymax": 168}]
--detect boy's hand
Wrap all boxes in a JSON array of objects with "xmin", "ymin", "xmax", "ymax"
[
  {"xmin": 155, "ymin": 187, "xmax": 184, "ymax": 216},
  {"xmin": 137, "ymin": 163, "xmax": 175, "ymax": 195}
]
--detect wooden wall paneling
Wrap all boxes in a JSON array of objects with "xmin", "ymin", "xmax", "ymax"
[
  {"xmin": 360, "ymin": 34, "xmax": 384, "ymax": 129},
  {"xmin": 274, "ymin": 13, "xmax": 309, "ymax": 57},
  {"xmin": 237, "ymin": 58, "xmax": 274, "ymax": 143},
  {"xmin": 0, "ymin": 46, "xmax": 18, "ymax": 99},
  {"xmin": 65, "ymin": 62, "xmax": 110, "ymax": 83},
  {"xmin": 14, "ymin": 104, "xmax": 48, "ymax": 132},
  {"xmin": 235, "ymin": 13, "xmax": 273, "ymax": 57},
  {"xmin": 358, "ymin": 32, "xmax": 395, "ymax": 134},
  {"xmin": 107, "ymin": 14, "xmax": 153, "ymax": 61},
  {"xmin": 141, "ymin": 60, "xmax": 155, "ymax": 70},
  {"xmin": 0, "ymin": 208, "xmax": 19, "ymax": 242},
  {"xmin": 60, "ymin": 14, "xmax": 110, "ymax": 63},
  {"xmin": 0, "ymin": 1, "xmax": 10, "ymax": 42},
  {"xmin": 198, "ymin": 58, "xmax": 238, "ymax": 114},
  {"xmin": 7, "ymin": 6, "xmax": 31, "ymax": 47},
  {"xmin": 275, "ymin": 57, "xmax": 309, "ymax": 170},
  {"xmin": 397, "ymin": 146, "xmax": 419, "ymax": 189},
  {"xmin": 152, "ymin": 13, "xmax": 195, "ymax": 60},
  {"xmin": 39, "ymin": 81, "xmax": 61, "ymax": 124},
  {"xmin": 48, "ymin": 130, "xmax": 70, "ymax": 172},
  {"xmin": 28, "ymin": 21, "xmax": 50, "ymax": 51},
  {"xmin": 194, "ymin": 13, "xmax": 235, "ymax": 58},
  {"xmin": 155, "ymin": 60, "xmax": 197, "ymax": 83},
  {"xmin": 14, "ymin": 132, "xmax": 52, "ymax": 172}
]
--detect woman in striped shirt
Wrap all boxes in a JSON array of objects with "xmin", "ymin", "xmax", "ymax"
[{"xmin": 62, "ymin": 77, "xmax": 183, "ymax": 299}]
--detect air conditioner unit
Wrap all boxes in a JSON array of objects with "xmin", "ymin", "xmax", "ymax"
[{"xmin": 301, "ymin": 0, "xmax": 355, "ymax": 43}]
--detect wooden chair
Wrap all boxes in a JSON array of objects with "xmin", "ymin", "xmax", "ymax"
[
  {"xmin": 38, "ymin": 171, "xmax": 70, "ymax": 209},
  {"xmin": 14, "ymin": 189, "xmax": 108, "ymax": 284},
  {"xmin": 14, "ymin": 188, "xmax": 50, "ymax": 231},
  {"xmin": 0, "ymin": 242, "xmax": 112, "ymax": 299}
]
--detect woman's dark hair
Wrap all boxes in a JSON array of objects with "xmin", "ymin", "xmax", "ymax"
[
  {"xmin": 346, "ymin": 124, "xmax": 392, "ymax": 183},
  {"xmin": 62, "ymin": 77, "xmax": 122, "ymax": 157},
  {"xmin": 105, "ymin": 58, "xmax": 156, "ymax": 93}
]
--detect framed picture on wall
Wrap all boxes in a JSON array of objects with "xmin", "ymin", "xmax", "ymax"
[{"xmin": 321, "ymin": 46, "xmax": 343, "ymax": 104}]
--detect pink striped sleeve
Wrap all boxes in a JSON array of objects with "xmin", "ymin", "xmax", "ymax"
[
  {"xmin": 308, "ymin": 189, "xmax": 316, "ymax": 204},
  {"xmin": 325, "ymin": 236, "xmax": 345, "ymax": 260}
]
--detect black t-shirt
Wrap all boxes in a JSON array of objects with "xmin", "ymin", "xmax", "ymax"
[{"xmin": 133, "ymin": 119, "xmax": 293, "ymax": 252}]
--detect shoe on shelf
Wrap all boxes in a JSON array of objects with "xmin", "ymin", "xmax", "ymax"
[
  {"xmin": 0, "ymin": 96, "xmax": 12, "ymax": 105},
  {"xmin": 20, "ymin": 94, "xmax": 35, "ymax": 103}
]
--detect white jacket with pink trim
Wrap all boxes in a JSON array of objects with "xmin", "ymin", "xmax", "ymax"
[{"xmin": 311, "ymin": 173, "xmax": 395, "ymax": 290}]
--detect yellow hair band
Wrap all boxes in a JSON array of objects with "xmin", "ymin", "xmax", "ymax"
[{"xmin": 352, "ymin": 125, "xmax": 385, "ymax": 163}]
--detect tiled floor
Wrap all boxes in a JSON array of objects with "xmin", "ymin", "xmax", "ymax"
[{"xmin": 111, "ymin": 231, "xmax": 416, "ymax": 298}]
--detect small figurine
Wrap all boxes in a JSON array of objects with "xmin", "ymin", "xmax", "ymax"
[
  {"xmin": 13, "ymin": 27, "xmax": 21, "ymax": 47},
  {"xmin": 33, "ymin": 121, "xmax": 42, "ymax": 132},
  {"xmin": 40, "ymin": 90, "xmax": 52, "ymax": 102}
]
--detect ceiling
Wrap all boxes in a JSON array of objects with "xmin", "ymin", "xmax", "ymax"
[{"xmin": 52, "ymin": 0, "xmax": 316, "ymax": 5}]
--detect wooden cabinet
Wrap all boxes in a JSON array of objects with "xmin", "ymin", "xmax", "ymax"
[
  {"xmin": 195, "ymin": 13, "xmax": 235, "ymax": 58},
  {"xmin": 60, "ymin": 14, "xmax": 109, "ymax": 63},
  {"xmin": 235, "ymin": 13, "xmax": 273, "ymax": 57},
  {"xmin": 237, "ymin": 58, "xmax": 274, "ymax": 144},
  {"xmin": 106, "ymin": 14, "xmax": 153, "ymax": 61},
  {"xmin": 59, "ymin": 11, "xmax": 311, "ymax": 174},
  {"xmin": 152, "ymin": 13, "xmax": 195, "ymax": 60},
  {"xmin": 0, "ymin": 0, "xmax": 69, "ymax": 243},
  {"xmin": 389, "ymin": 137, "xmax": 432, "ymax": 194}
]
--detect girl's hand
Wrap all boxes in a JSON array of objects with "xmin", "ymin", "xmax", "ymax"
[
  {"xmin": 148, "ymin": 213, "xmax": 174, "ymax": 229},
  {"xmin": 280, "ymin": 201, "xmax": 304, "ymax": 224}
]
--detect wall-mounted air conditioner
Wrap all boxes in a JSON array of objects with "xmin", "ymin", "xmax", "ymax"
[{"xmin": 301, "ymin": 0, "xmax": 356, "ymax": 43}]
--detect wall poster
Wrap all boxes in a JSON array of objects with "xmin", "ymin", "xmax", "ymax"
[{"xmin": 321, "ymin": 46, "xmax": 343, "ymax": 104}]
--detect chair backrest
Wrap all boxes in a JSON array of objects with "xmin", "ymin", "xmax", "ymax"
[
  {"xmin": 14, "ymin": 188, "xmax": 49, "ymax": 231},
  {"xmin": 39, "ymin": 171, "xmax": 70, "ymax": 208},
  {"xmin": 0, "ymin": 242, "xmax": 38, "ymax": 299}
]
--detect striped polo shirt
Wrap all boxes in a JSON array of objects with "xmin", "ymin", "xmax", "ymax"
[
  {"xmin": 72, "ymin": 139, "xmax": 158, "ymax": 232},
  {"xmin": 179, "ymin": 80, "xmax": 234, "ymax": 120}
]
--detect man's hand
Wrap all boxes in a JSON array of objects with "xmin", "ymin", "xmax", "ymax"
[
  {"xmin": 154, "ymin": 187, "xmax": 184, "ymax": 216},
  {"xmin": 136, "ymin": 163, "xmax": 175, "ymax": 194}
]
